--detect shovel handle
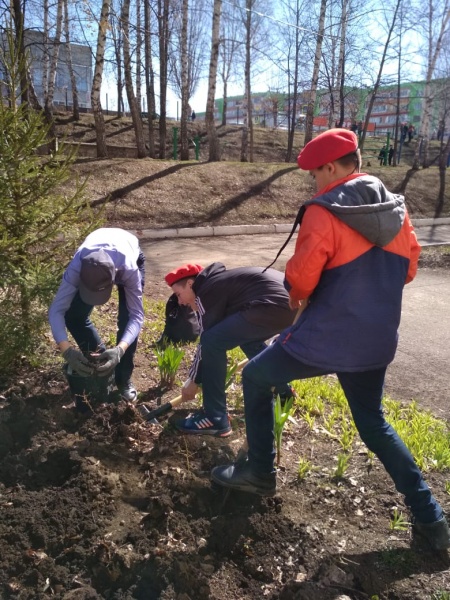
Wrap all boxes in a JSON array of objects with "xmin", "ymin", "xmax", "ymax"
[
  {"xmin": 141, "ymin": 358, "xmax": 249, "ymax": 422},
  {"xmin": 141, "ymin": 394, "xmax": 183, "ymax": 421}
]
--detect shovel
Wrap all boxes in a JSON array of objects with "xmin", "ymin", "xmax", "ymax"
[{"xmin": 138, "ymin": 358, "xmax": 249, "ymax": 423}]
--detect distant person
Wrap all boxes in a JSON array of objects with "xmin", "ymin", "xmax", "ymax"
[
  {"xmin": 165, "ymin": 263, "xmax": 296, "ymax": 437},
  {"xmin": 388, "ymin": 145, "xmax": 394, "ymax": 166},
  {"xmin": 48, "ymin": 228, "xmax": 145, "ymax": 403},
  {"xmin": 211, "ymin": 128, "xmax": 450, "ymax": 552},
  {"xmin": 401, "ymin": 123, "xmax": 408, "ymax": 142},
  {"xmin": 378, "ymin": 145, "xmax": 386, "ymax": 166},
  {"xmin": 191, "ymin": 110, "xmax": 196, "ymax": 122},
  {"xmin": 408, "ymin": 125, "xmax": 415, "ymax": 142}
]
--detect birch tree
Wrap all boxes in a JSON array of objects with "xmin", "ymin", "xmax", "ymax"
[
  {"xmin": 136, "ymin": 0, "xmax": 142, "ymax": 112},
  {"xmin": 412, "ymin": 0, "xmax": 450, "ymax": 169},
  {"xmin": 205, "ymin": 0, "xmax": 222, "ymax": 161},
  {"xmin": 219, "ymin": 0, "xmax": 241, "ymax": 125},
  {"xmin": 277, "ymin": 0, "xmax": 308, "ymax": 161},
  {"xmin": 359, "ymin": 0, "xmax": 402, "ymax": 151},
  {"xmin": 303, "ymin": 0, "xmax": 326, "ymax": 145},
  {"xmin": 239, "ymin": 0, "xmax": 269, "ymax": 161},
  {"xmin": 91, "ymin": 0, "xmax": 111, "ymax": 158},
  {"xmin": 63, "ymin": 0, "xmax": 80, "ymax": 120},
  {"xmin": 144, "ymin": 0, "xmax": 157, "ymax": 156},
  {"xmin": 121, "ymin": 0, "xmax": 147, "ymax": 157},
  {"xmin": 158, "ymin": 0, "xmax": 170, "ymax": 158},
  {"xmin": 110, "ymin": 0, "xmax": 125, "ymax": 116},
  {"xmin": 44, "ymin": 0, "xmax": 63, "ymax": 131},
  {"xmin": 10, "ymin": 0, "xmax": 32, "ymax": 105},
  {"xmin": 179, "ymin": 0, "xmax": 189, "ymax": 160},
  {"xmin": 169, "ymin": 0, "xmax": 207, "ymax": 102},
  {"xmin": 240, "ymin": 0, "xmax": 252, "ymax": 161}
]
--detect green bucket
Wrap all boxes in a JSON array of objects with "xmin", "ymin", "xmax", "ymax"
[{"xmin": 63, "ymin": 363, "xmax": 115, "ymax": 413}]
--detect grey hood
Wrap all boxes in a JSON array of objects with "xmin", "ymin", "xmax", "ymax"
[{"xmin": 305, "ymin": 175, "xmax": 406, "ymax": 247}]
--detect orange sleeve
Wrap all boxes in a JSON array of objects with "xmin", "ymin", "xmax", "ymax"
[
  {"xmin": 285, "ymin": 206, "xmax": 336, "ymax": 302},
  {"xmin": 405, "ymin": 214, "xmax": 421, "ymax": 283}
]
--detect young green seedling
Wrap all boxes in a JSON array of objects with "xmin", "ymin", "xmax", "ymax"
[
  {"xmin": 333, "ymin": 452, "xmax": 350, "ymax": 479},
  {"xmin": 389, "ymin": 508, "xmax": 409, "ymax": 531},
  {"xmin": 274, "ymin": 395, "xmax": 295, "ymax": 467},
  {"xmin": 155, "ymin": 345, "xmax": 185, "ymax": 389},
  {"xmin": 297, "ymin": 457, "xmax": 314, "ymax": 481}
]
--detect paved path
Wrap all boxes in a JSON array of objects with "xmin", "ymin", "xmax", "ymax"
[{"xmin": 139, "ymin": 221, "xmax": 450, "ymax": 420}]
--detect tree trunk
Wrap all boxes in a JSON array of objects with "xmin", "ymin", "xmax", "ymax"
[
  {"xmin": 222, "ymin": 80, "xmax": 228, "ymax": 126},
  {"xmin": 286, "ymin": 0, "xmax": 300, "ymax": 162},
  {"xmin": 360, "ymin": 0, "xmax": 401, "ymax": 151},
  {"xmin": 111, "ymin": 5, "xmax": 124, "ymax": 117},
  {"xmin": 304, "ymin": 0, "xmax": 327, "ymax": 146},
  {"xmin": 121, "ymin": 0, "xmax": 147, "ymax": 157},
  {"xmin": 180, "ymin": 0, "xmax": 190, "ymax": 160},
  {"xmin": 144, "ymin": 0, "xmax": 156, "ymax": 157},
  {"xmin": 206, "ymin": 0, "xmax": 222, "ymax": 161},
  {"xmin": 334, "ymin": 0, "xmax": 347, "ymax": 127},
  {"xmin": 45, "ymin": 0, "xmax": 63, "ymax": 116},
  {"xmin": 240, "ymin": 0, "xmax": 252, "ymax": 162},
  {"xmin": 91, "ymin": 0, "xmax": 112, "ymax": 158},
  {"xmin": 434, "ymin": 136, "xmax": 450, "ymax": 217},
  {"xmin": 44, "ymin": 0, "xmax": 63, "ymax": 145},
  {"xmin": 42, "ymin": 0, "xmax": 49, "ymax": 107},
  {"xmin": 158, "ymin": 0, "xmax": 170, "ymax": 158},
  {"xmin": 136, "ymin": 0, "xmax": 142, "ymax": 113},
  {"xmin": 412, "ymin": 5, "xmax": 450, "ymax": 169},
  {"xmin": 64, "ymin": 0, "xmax": 80, "ymax": 120}
]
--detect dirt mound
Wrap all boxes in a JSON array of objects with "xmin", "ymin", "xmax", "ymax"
[{"xmin": 0, "ymin": 368, "xmax": 449, "ymax": 599}]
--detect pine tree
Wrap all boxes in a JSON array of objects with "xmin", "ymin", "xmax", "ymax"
[{"xmin": 0, "ymin": 31, "xmax": 99, "ymax": 370}]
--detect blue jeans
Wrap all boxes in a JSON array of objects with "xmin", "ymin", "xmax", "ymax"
[
  {"xmin": 64, "ymin": 251, "xmax": 145, "ymax": 388},
  {"xmin": 243, "ymin": 341, "xmax": 443, "ymax": 524},
  {"xmin": 198, "ymin": 310, "xmax": 293, "ymax": 419}
]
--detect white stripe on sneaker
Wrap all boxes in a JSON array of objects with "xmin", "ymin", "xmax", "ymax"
[{"xmin": 197, "ymin": 418, "xmax": 214, "ymax": 429}]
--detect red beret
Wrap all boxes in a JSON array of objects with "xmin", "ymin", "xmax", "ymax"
[
  {"xmin": 165, "ymin": 263, "xmax": 203, "ymax": 286},
  {"xmin": 297, "ymin": 128, "xmax": 358, "ymax": 170}
]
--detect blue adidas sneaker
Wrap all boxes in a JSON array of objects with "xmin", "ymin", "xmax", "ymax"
[{"xmin": 175, "ymin": 409, "xmax": 232, "ymax": 437}]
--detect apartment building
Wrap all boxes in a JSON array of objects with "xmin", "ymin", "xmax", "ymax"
[
  {"xmin": 208, "ymin": 79, "xmax": 449, "ymax": 136},
  {"xmin": 24, "ymin": 29, "xmax": 92, "ymax": 110}
]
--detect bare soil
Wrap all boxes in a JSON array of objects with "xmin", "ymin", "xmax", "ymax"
[{"xmin": 0, "ymin": 116, "xmax": 449, "ymax": 600}]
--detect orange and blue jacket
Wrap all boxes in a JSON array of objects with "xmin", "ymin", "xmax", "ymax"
[{"xmin": 279, "ymin": 173, "xmax": 421, "ymax": 372}]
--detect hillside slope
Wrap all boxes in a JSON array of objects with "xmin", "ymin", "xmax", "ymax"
[{"xmin": 55, "ymin": 114, "xmax": 450, "ymax": 229}]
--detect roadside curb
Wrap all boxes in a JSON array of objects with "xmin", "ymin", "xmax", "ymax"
[{"xmin": 136, "ymin": 218, "xmax": 450, "ymax": 241}]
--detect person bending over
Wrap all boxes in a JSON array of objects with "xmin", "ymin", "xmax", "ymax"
[
  {"xmin": 165, "ymin": 262, "xmax": 296, "ymax": 437},
  {"xmin": 49, "ymin": 227, "xmax": 145, "ymax": 403}
]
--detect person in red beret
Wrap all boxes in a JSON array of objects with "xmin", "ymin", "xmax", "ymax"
[
  {"xmin": 211, "ymin": 128, "xmax": 450, "ymax": 551},
  {"xmin": 164, "ymin": 262, "xmax": 297, "ymax": 436}
]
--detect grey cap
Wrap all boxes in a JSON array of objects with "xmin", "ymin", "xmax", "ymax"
[{"xmin": 79, "ymin": 249, "xmax": 115, "ymax": 305}]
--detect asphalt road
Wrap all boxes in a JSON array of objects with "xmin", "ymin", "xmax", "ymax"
[{"xmin": 140, "ymin": 228, "xmax": 450, "ymax": 421}]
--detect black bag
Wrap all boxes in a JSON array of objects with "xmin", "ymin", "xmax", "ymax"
[{"xmin": 156, "ymin": 293, "xmax": 200, "ymax": 346}]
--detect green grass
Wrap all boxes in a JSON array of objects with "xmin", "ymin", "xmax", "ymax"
[
  {"xmin": 49, "ymin": 295, "xmax": 450, "ymax": 481},
  {"xmin": 291, "ymin": 377, "xmax": 450, "ymax": 475}
]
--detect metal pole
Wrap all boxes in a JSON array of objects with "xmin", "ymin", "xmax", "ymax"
[
  {"xmin": 173, "ymin": 127, "xmax": 178, "ymax": 160},
  {"xmin": 194, "ymin": 136, "xmax": 199, "ymax": 160}
]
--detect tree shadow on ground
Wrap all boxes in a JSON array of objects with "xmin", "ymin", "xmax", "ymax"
[
  {"xmin": 392, "ymin": 167, "xmax": 417, "ymax": 195},
  {"xmin": 184, "ymin": 165, "xmax": 298, "ymax": 227},
  {"xmin": 90, "ymin": 162, "xmax": 198, "ymax": 208},
  {"xmin": 89, "ymin": 163, "xmax": 298, "ymax": 229}
]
